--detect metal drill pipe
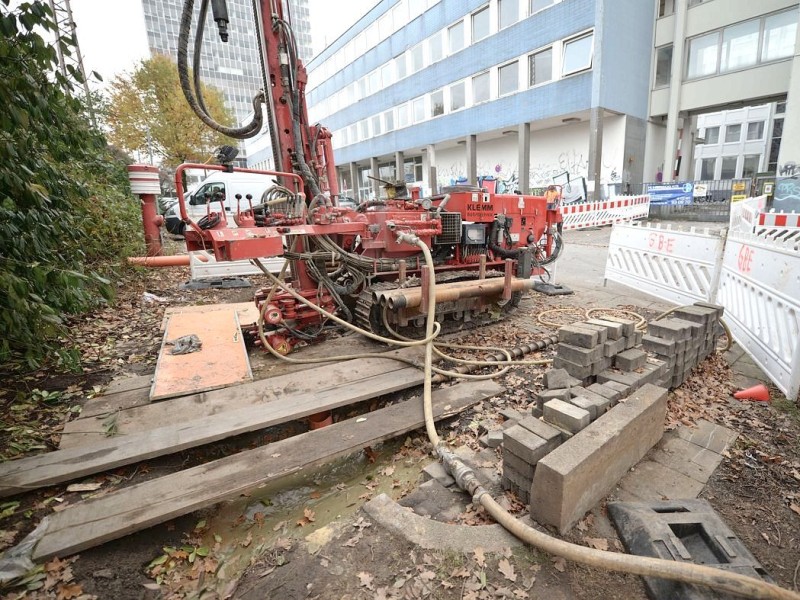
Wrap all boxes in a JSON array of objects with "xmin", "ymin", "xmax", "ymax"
[{"xmin": 386, "ymin": 277, "xmax": 537, "ymax": 310}]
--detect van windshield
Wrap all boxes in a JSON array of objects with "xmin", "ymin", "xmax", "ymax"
[{"xmin": 189, "ymin": 183, "xmax": 226, "ymax": 205}]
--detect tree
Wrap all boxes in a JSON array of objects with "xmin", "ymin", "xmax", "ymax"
[
  {"xmin": 0, "ymin": 0, "xmax": 142, "ymax": 369},
  {"xmin": 106, "ymin": 55, "xmax": 234, "ymax": 168}
]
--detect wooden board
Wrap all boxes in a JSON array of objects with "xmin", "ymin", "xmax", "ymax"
[
  {"xmin": 31, "ymin": 379, "xmax": 502, "ymax": 561},
  {"xmin": 150, "ymin": 310, "xmax": 252, "ymax": 401},
  {"xmin": 0, "ymin": 366, "xmax": 425, "ymax": 497},
  {"xmin": 160, "ymin": 302, "xmax": 259, "ymax": 331},
  {"xmin": 60, "ymin": 347, "xmax": 425, "ymax": 449},
  {"xmin": 104, "ymin": 375, "xmax": 153, "ymax": 396},
  {"xmin": 78, "ymin": 386, "xmax": 151, "ymax": 419}
]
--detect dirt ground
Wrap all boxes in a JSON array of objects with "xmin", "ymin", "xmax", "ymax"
[{"xmin": 1, "ymin": 238, "xmax": 799, "ymax": 600}]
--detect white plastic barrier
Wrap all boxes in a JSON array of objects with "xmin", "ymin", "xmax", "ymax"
[
  {"xmin": 717, "ymin": 232, "xmax": 800, "ymax": 400},
  {"xmin": 756, "ymin": 211, "xmax": 800, "ymax": 244},
  {"xmin": 559, "ymin": 195, "xmax": 650, "ymax": 231},
  {"xmin": 728, "ymin": 195, "xmax": 767, "ymax": 234},
  {"xmin": 604, "ymin": 223, "xmax": 726, "ymax": 306}
]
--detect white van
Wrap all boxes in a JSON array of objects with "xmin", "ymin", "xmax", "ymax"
[{"xmin": 164, "ymin": 171, "xmax": 275, "ymax": 235}]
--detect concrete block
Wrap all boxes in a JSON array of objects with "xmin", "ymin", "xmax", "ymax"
[
  {"xmin": 480, "ymin": 430, "xmax": 504, "ymax": 448},
  {"xmin": 422, "ymin": 461, "xmax": 455, "ymax": 487},
  {"xmin": 603, "ymin": 337, "xmax": 626, "ymax": 357},
  {"xmin": 502, "ymin": 464, "xmax": 532, "ymax": 491},
  {"xmin": 615, "ymin": 348, "xmax": 647, "ymax": 371},
  {"xmin": 503, "ymin": 478, "xmax": 530, "ymax": 503},
  {"xmin": 600, "ymin": 316, "xmax": 636, "ymax": 337},
  {"xmin": 530, "ymin": 384, "xmax": 668, "ymax": 533},
  {"xmin": 503, "ymin": 450, "xmax": 536, "ymax": 479},
  {"xmin": 570, "ymin": 387, "xmax": 611, "ymax": 414},
  {"xmin": 503, "ymin": 425, "xmax": 550, "ymax": 466},
  {"xmin": 694, "ymin": 301, "xmax": 724, "ymax": 320},
  {"xmin": 591, "ymin": 356, "xmax": 614, "ymax": 376},
  {"xmin": 603, "ymin": 380, "xmax": 631, "ymax": 397},
  {"xmin": 596, "ymin": 369, "xmax": 640, "ymax": 390},
  {"xmin": 647, "ymin": 318, "xmax": 693, "ymax": 341},
  {"xmin": 543, "ymin": 399, "xmax": 591, "ymax": 434},
  {"xmin": 575, "ymin": 323, "xmax": 608, "ymax": 345},
  {"xmin": 673, "ymin": 306, "xmax": 714, "ymax": 326},
  {"xmin": 585, "ymin": 318, "xmax": 624, "ymax": 340},
  {"xmin": 646, "ymin": 357, "xmax": 668, "ymax": 377},
  {"xmin": 567, "ymin": 395, "xmax": 598, "ymax": 420},
  {"xmin": 587, "ymin": 383, "xmax": 621, "ymax": 404},
  {"xmin": 642, "ymin": 335, "xmax": 676, "ymax": 356},
  {"xmin": 556, "ymin": 343, "xmax": 603, "ymax": 367},
  {"xmin": 518, "ymin": 416, "xmax": 562, "ymax": 449},
  {"xmin": 499, "ymin": 408, "xmax": 525, "ymax": 422},
  {"xmin": 531, "ymin": 405, "xmax": 543, "ymax": 418},
  {"xmin": 557, "ymin": 325, "xmax": 600, "ymax": 349},
  {"xmin": 632, "ymin": 330, "xmax": 643, "ymax": 346},
  {"xmin": 552, "ymin": 356, "xmax": 593, "ymax": 379},
  {"xmin": 623, "ymin": 335, "xmax": 637, "ymax": 350},
  {"xmin": 544, "ymin": 368, "xmax": 581, "ymax": 390},
  {"xmin": 535, "ymin": 388, "xmax": 571, "ymax": 410}
]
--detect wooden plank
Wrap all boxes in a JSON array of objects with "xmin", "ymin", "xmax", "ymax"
[
  {"xmin": 150, "ymin": 311, "xmax": 252, "ymax": 401},
  {"xmin": 77, "ymin": 387, "xmax": 151, "ymax": 420},
  {"xmin": 59, "ymin": 347, "xmax": 424, "ymax": 449},
  {"xmin": 104, "ymin": 375, "xmax": 153, "ymax": 396},
  {"xmin": 31, "ymin": 380, "xmax": 503, "ymax": 561},
  {"xmin": 0, "ymin": 366, "xmax": 425, "ymax": 497},
  {"xmin": 160, "ymin": 302, "xmax": 259, "ymax": 331}
]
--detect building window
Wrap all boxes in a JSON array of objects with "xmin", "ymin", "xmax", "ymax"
[
  {"xmin": 529, "ymin": 47, "xmax": 552, "ymax": 86},
  {"xmin": 763, "ymin": 10, "xmax": 798, "ymax": 62},
  {"xmin": 562, "ymin": 32, "xmax": 594, "ymax": 75},
  {"xmin": 769, "ymin": 118, "xmax": 783, "ymax": 172},
  {"xmin": 410, "ymin": 44, "xmax": 424, "ymax": 73},
  {"xmin": 776, "ymin": 101, "xmax": 786, "ymax": 114},
  {"xmin": 384, "ymin": 109, "xmax": 395, "ymax": 132},
  {"xmin": 371, "ymin": 114, "xmax": 382, "ymax": 136},
  {"xmin": 721, "ymin": 20, "xmax": 759, "ymax": 72},
  {"xmin": 412, "ymin": 97, "xmax": 425, "ymax": 123},
  {"xmin": 725, "ymin": 124, "xmax": 741, "ymax": 143},
  {"xmin": 409, "ymin": 0, "xmax": 426, "ymax": 19},
  {"xmin": 397, "ymin": 103, "xmax": 410, "ymax": 128},
  {"xmin": 499, "ymin": 0, "xmax": 519, "ymax": 29},
  {"xmin": 381, "ymin": 63, "xmax": 394, "ymax": 88},
  {"xmin": 720, "ymin": 156, "xmax": 737, "ymax": 179},
  {"xmin": 700, "ymin": 157, "xmax": 716, "ymax": 180},
  {"xmin": 498, "ymin": 61, "xmax": 519, "ymax": 96},
  {"xmin": 472, "ymin": 6, "xmax": 490, "ymax": 43},
  {"xmin": 404, "ymin": 156, "xmax": 423, "ymax": 182},
  {"xmin": 395, "ymin": 54, "xmax": 407, "ymax": 80},
  {"xmin": 687, "ymin": 32, "xmax": 719, "ymax": 79},
  {"xmin": 431, "ymin": 89, "xmax": 444, "ymax": 117},
  {"xmin": 747, "ymin": 121, "xmax": 764, "ymax": 141},
  {"xmin": 704, "ymin": 126, "xmax": 720, "ymax": 144},
  {"xmin": 472, "ymin": 71, "xmax": 490, "ymax": 103},
  {"xmin": 450, "ymin": 81, "xmax": 465, "ymax": 111},
  {"xmin": 654, "ymin": 45, "xmax": 672, "ymax": 87},
  {"xmin": 449, "ymin": 21, "xmax": 465, "ymax": 54},
  {"xmin": 348, "ymin": 124, "xmax": 357, "ymax": 143},
  {"xmin": 530, "ymin": 0, "xmax": 554, "ymax": 15},
  {"xmin": 368, "ymin": 70, "xmax": 379, "ymax": 93},
  {"xmin": 359, "ymin": 119, "xmax": 369, "ymax": 139},
  {"xmin": 742, "ymin": 155, "xmax": 760, "ymax": 178},
  {"xmin": 429, "ymin": 31, "xmax": 444, "ymax": 63},
  {"xmin": 658, "ymin": 0, "xmax": 675, "ymax": 18}
]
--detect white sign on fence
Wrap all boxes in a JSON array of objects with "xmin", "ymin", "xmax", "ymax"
[
  {"xmin": 717, "ymin": 232, "xmax": 800, "ymax": 400},
  {"xmin": 604, "ymin": 223, "xmax": 726, "ymax": 306},
  {"xmin": 559, "ymin": 195, "xmax": 650, "ymax": 231}
]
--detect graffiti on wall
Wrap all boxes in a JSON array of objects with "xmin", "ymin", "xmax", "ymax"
[
  {"xmin": 779, "ymin": 161, "xmax": 798, "ymax": 176},
  {"xmin": 437, "ymin": 148, "xmax": 622, "ymax": 191}
]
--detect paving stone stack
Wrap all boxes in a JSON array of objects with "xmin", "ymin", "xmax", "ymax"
[
  {"xmin": 642, "ymin": 302, "xmax": 724, "ymax": 388},
  {"xmin": 501, "ymin": 416, "xmax": 562, "ymax": 503}
]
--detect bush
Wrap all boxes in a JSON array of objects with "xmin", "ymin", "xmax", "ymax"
[{"xmin": 0, "ymin": 1, "xmax": 143, "ymax": 369}]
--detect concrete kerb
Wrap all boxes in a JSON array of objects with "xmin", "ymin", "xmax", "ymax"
[{"xmin": 363, "ymin": 493, "xmax": 524, "ymax": 552}]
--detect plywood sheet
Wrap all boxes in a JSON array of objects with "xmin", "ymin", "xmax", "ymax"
[
  {"xmin": 159, "ymin": 302, "xmax": 259, "ymax": 331},
  {"xmin": 150, "ymin": 310, "xmax": 251, "ymax": 401}
]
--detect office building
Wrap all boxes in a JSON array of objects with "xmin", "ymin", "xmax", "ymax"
[
  {"xmin": 644, "ymin": 0, "xmax": 799, "ymax": 183},
  {"xmin": 289, "ymin": 0, "xmax": 656, "ymax": 201},
  {"xmin": 141, "ymin": 0, "xmax": 313, "ymax": 126}
]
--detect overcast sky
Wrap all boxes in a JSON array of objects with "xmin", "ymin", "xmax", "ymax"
[{"xmin": 68, "ymin": 0, "xmax": 377, "ymax": 89}]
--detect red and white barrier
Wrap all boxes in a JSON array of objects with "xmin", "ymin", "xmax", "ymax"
[
  {"xmin": 559, "ymin": 195, "xmax": 650, "ymax": 231},
  {"xmin": 758, "ymin": 212, "xmax": 800, "ymax": 228}
]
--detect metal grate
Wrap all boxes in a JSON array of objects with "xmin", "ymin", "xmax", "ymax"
[{"xmin": 434, "ymin": 212, "xmax": 462, "ymax": 245}]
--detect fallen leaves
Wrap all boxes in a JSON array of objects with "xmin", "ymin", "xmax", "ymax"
[
  {"xmin": 552, "ymin": 556, "xmax": 567, "ymax": 572},
  {"xmin": 497, "ymin": 558, "xmax": 517, "ymax": 582},
  {"xmin": 357, "ymin": 571, "xmax": 374, "ymax": 589},
  {"xmin": 585, "ymin": 537, "xmax": 609, "ymax": 551},
  {"xmin": 296, "ymin": 507, "xmax": 316, "ymax": 527}
]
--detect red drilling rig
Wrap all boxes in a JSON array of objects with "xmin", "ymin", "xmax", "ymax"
[{"xmin": 174, "ymin": 0, "xmax": 564, "ymax": 354}]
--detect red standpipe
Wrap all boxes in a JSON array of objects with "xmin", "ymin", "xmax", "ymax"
[{"xmin": 128, "ymin": 164, "xmax": 164, "ymax": 257}]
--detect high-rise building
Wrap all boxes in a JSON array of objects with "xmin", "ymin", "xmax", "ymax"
[{"xmin": 141, "ymin": 0, "xmax": 313, "ymax": 126}]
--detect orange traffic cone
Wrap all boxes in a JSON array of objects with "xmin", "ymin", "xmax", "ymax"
[{"xmin": 733, "ymin": 384, "xmax": 770, "ymax": 402}]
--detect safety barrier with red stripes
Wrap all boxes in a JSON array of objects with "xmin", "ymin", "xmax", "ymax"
[
  {"xmin": 758, "ymin": 212, "xmax": 800, "ymax": 228},
  {"xmin": 559, "ymin": 195, "xmax": 650, "ymax": 231}
]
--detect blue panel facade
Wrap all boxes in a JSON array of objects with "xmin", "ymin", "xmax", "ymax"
[
  {"xmin": 595, "ymin": 0, "xmax": 655, "ymax": 119},
  {"xmin": 334, "ymin": 73, "xmax": 593, "ymax": 164}
]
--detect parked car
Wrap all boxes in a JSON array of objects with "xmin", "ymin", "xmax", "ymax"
[{"xmin": 164, "ymin": 172, "xmax": 275, "ymax": 236}]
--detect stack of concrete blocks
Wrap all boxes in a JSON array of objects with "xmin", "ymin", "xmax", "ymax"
[
  {"xmin": 642, "ymin": 303, "xmax": 724, "ymax": 388},
  {"xmin": 501, "ymin": 415, "xmax": 563, "ymax": 504}
]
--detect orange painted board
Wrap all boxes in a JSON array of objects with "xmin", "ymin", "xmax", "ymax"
[
  {"xmin": 150, "ymin": 310, "xmax": 252, "ymax": 401},
  {"xmin": 160, "ymin": 302, "xmax": 259, "ymax": 331}
]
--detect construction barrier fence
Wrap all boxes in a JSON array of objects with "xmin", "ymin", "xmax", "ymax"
[
  {"xmin": 559, "ymin": 195, "xmax": 650, "ymax": 231},
  {"xmin": 604, "ymin": 197, "xmax": 800, "ymax": 400}
]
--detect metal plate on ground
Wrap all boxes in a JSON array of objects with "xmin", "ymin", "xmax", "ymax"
[
  {"xmin": 532, "ymin": 282, "xmax": 573, "ymax": 295},
  {"xmin": 608, "ymin": 499, "xmax": 773, "ymax": 599}
]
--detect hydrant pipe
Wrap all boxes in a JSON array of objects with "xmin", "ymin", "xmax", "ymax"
[
  {"xmin": 128, "ymin": 164, "xmax": 164, "ymax": 257},
  {"xmin": 127, "ymin": 254, "xmax": 208, "ymax": 267}
]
